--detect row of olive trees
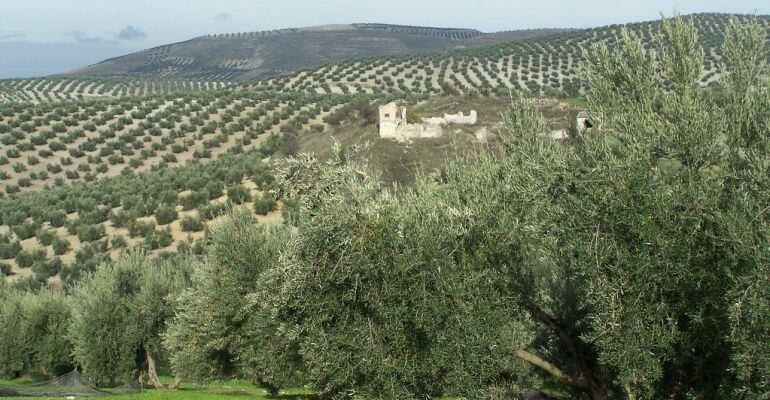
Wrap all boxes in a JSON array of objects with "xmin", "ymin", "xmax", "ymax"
[{"xmin": 0, "ymin": 252, "xmax": 193, "ymax": 387}]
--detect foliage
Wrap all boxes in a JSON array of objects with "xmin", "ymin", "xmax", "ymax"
[
  {"xmin": 0, "ymin": 262, "xmax": 10, "ymax": 276},
  {"xmin": 267, "ymin": 16, "xmax": 770, "ymax": 399},
  {"xmin": 252, "ymin": 194, "xmax": 276, "ymax": 216},
  {"xmin": 179, "ymin": 215, "xmax": 204, "ymax": 232},
  {"xmin": 154, "ymin": 205, "xmax": 178, "ymax": 226},
  {"xmin": 77, "ymin": 224, "xmax": 106, "ymax": 243},
  {"xmin": 69, "ymin": 251, "xmax": 193, "ymax": 386},
  {"xmin": 226, "ymin": 185, "xmax": 252, "ymax": 205},
  {"xmin": 164, "ymin": 210, "xmax": 294, "ymax": 393},
  {"xmin": 0, "ymin": 288, "xmax": 72, "ymax": 378}
]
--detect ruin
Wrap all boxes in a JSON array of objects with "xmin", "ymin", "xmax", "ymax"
[
  {"xmin": 378, "ymin": 102, "xmax": 477, "ymax": 142},
  {"xmin": 576, "ymin": 111, "xmax": 604, "ymax": 131}
]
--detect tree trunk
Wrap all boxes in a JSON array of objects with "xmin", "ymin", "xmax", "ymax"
[
  {"xmin": 168, "ymin": 376, "xmax": 182, "ymax": 390},
  {"xmin": 145, "ymin": 346, "xmax": 165, "ymax": 389},
  {"xmin": 521, "ymin": 302, "xmax": 608, "ymax": 400}
]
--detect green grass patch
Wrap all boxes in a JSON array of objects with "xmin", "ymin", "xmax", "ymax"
[
  {"xmin": 0, "ymin": 376, "xmax": 316, "ymax": 399},
  {"xmin": 565, "ymin": 97, "xmax": 588, "ymax": 106}
]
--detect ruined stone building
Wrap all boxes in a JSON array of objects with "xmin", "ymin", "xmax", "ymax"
[{"xmin": 378, "ymin": 102, "xmax": 477, "ymax": 142}]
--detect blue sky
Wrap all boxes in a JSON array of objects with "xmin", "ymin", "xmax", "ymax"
[{"xmin": 0, "ymin": 0, "xmax": 767, "ymax": 78}]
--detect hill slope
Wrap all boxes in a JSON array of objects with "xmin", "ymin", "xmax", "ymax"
[
  {"xmin": 4, "ymin": 14, "xmax": 767, "ymax": 104},
  {"xmin": 256, "ymin": 13, "xmax": 768, "ymax": 95},
  {"xmin": 65, "ymin": 24, "xmax": 562, "ymax": 81}
]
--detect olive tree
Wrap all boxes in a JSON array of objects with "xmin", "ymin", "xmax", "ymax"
[
  {"xmin": 163, "ymin": 209, "xmax": 294, "ymax": 394},
  {"xmin": 69, "ymin": 251, "xmax": 193, "ymax": 387},
  {"xmin": 269, "ymin": 16, "xmax": 769, "ymax": 400},
  {"xmin": 0, "ymin": 286, "xmax": 72, "ymax": 378}
]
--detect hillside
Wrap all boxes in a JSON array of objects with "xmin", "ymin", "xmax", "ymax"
[
  {"xmin": 66, "ymin": 24, "xmax": 561, "ymax": 81},
  {"xmin": 5, "ymin": 13, "xmax": 758, "ymax": 105},
  {"xmin": 0, "ymin": 89, "xmax": 581, "ymax": 289},
  {"xmin": 0, "ymin": 77, "xmax": 231, "ymax": 104},
  {"xmin": 258, "ymin": 13, "xmax": 769, "ymax": 96}
]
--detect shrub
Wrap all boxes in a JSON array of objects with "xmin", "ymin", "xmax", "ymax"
[
  {"xmin": 52, "ymin": 238, "xmax": 70, "ymax": 256},
  {"xmin": 129, "ymin": 220, "xmax": 156, "ymax": 238},
  {"xmin": 12, "ymin": 221, "xmax": 40, "ymax": 240},
  {"xmin": 77, "ymin": 224, "xmax": 106, "ymax": 243},
  {"xmin": 252, "ymin": 194, "xmax": 276, "ymax": 216},
  {"xmin": 14, "ymin": 250, "xmax": 36, "ymax": 269},
  {"xmin": 0, "ymin": 240, "xmax": 22, "ymax": 260},
  {"xmin": 157, "ymin": 228, "xmax": 173, "ymax": 248},
  {"xmin": 35, "ymin": 228, "xmax": 56, "ymax": 246},
  {"xmin": 48, "ymin": 210, "xmax": 67, "ymax": 228},
  {"xmin": 32, "ymin": 257, "xmax": 63, "ymax": 280},
  {"xmin": 179, "ymin": 215, "xmax": 204, "ymax": 232},
  {"xmin": 181, "ymin": 190, "xmax": 209, "ymax": 211},
  {"xmin": 198, "ymin": 203, "xmax": 227, "ymax": 221},
  {"xmin": 154, "ymin": 205, "xmax": 178, "ymax": 226},
  {"xmin": 110, "ymin": 235, "xmax": 127, "ymax": 249},
  {"xmin": 226, "ymin": 185, "xmax": 251, "ymax": 205}
]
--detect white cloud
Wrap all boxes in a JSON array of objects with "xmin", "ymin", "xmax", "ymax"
[
  {"xmin": 215, "ymin": 12, "xmax": 232, "ymax": 22},
  {"xmin": 117, "ymin": 25, "xmax": 147, "ymax": 40}
]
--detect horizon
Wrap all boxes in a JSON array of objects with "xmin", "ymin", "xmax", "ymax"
[{"xmin": 1, "ymin": 0, "xmax": 769, "ymax": 78}]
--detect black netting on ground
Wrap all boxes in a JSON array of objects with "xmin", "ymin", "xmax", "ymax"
[{"xmin": 0, "ymin": 369, "xmax": 140, "ymax": 397}]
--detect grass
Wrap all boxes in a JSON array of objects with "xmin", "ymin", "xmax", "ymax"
[
  {"xmin": 0, "ymin": 377, "xmax": 316, "ymax": 399},
  {"xmin": 565, "ymin": 97, "xmax": 587, "ymax": 107}
]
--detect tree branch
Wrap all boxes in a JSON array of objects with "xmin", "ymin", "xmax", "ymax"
[
  {"xmin": 522, "ymin": 301, "xmax": 607, "ymax": 400},
  {"xmin": 515, "ymin": 348, "xmax": 582, "ymax": 389}
]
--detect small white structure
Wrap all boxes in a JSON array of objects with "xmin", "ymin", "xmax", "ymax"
[
  {"xmin": 576, "ymin": 111, "xmax": 603, "ymax": 131},
  {"xmin": 422, "ymin": 110, "xmax": 477, "ymax": 126},
  {"xmin": 378, "ymin": 102, "xmax": 477, "ymax": 142},
  {"xmin": 442, "ymin": 110, "xmax": 478, "ymax": 125}
]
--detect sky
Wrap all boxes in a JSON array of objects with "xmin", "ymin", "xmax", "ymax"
[{"xmin": 0, "ymin": 0, "xmax": 767, "ymax": 78}]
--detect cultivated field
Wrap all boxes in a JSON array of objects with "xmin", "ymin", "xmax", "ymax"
[
  {"xmin": 0, "ymin": 88, "xmax": 378, "ymax": 288},
  {"xmin": 0, "ymin": 78, "xmax": 231, "ymax": 104},
  {"xmin": 256, "ymin": 13, "xmax": 765, "ymax": 96}
]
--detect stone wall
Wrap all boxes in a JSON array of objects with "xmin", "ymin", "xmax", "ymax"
[
  {"xmin": 378, "ymin": 101, "xmax": 478, "ymax": 142},
  {"xmin": 421, "ymin": 110, "xmax": 477, "ymax": 126},
  {"xmin": 443, "ymin": 110, "xmax": 477, "ymax": 124},
  {"xmin": 392, "ymin": 123, "xmax": 443, "ymax": 142}
]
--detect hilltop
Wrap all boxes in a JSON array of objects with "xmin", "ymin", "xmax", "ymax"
[{"xmin": 64, "ymin": 23, "xmax": 563, "ymax": 81}]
